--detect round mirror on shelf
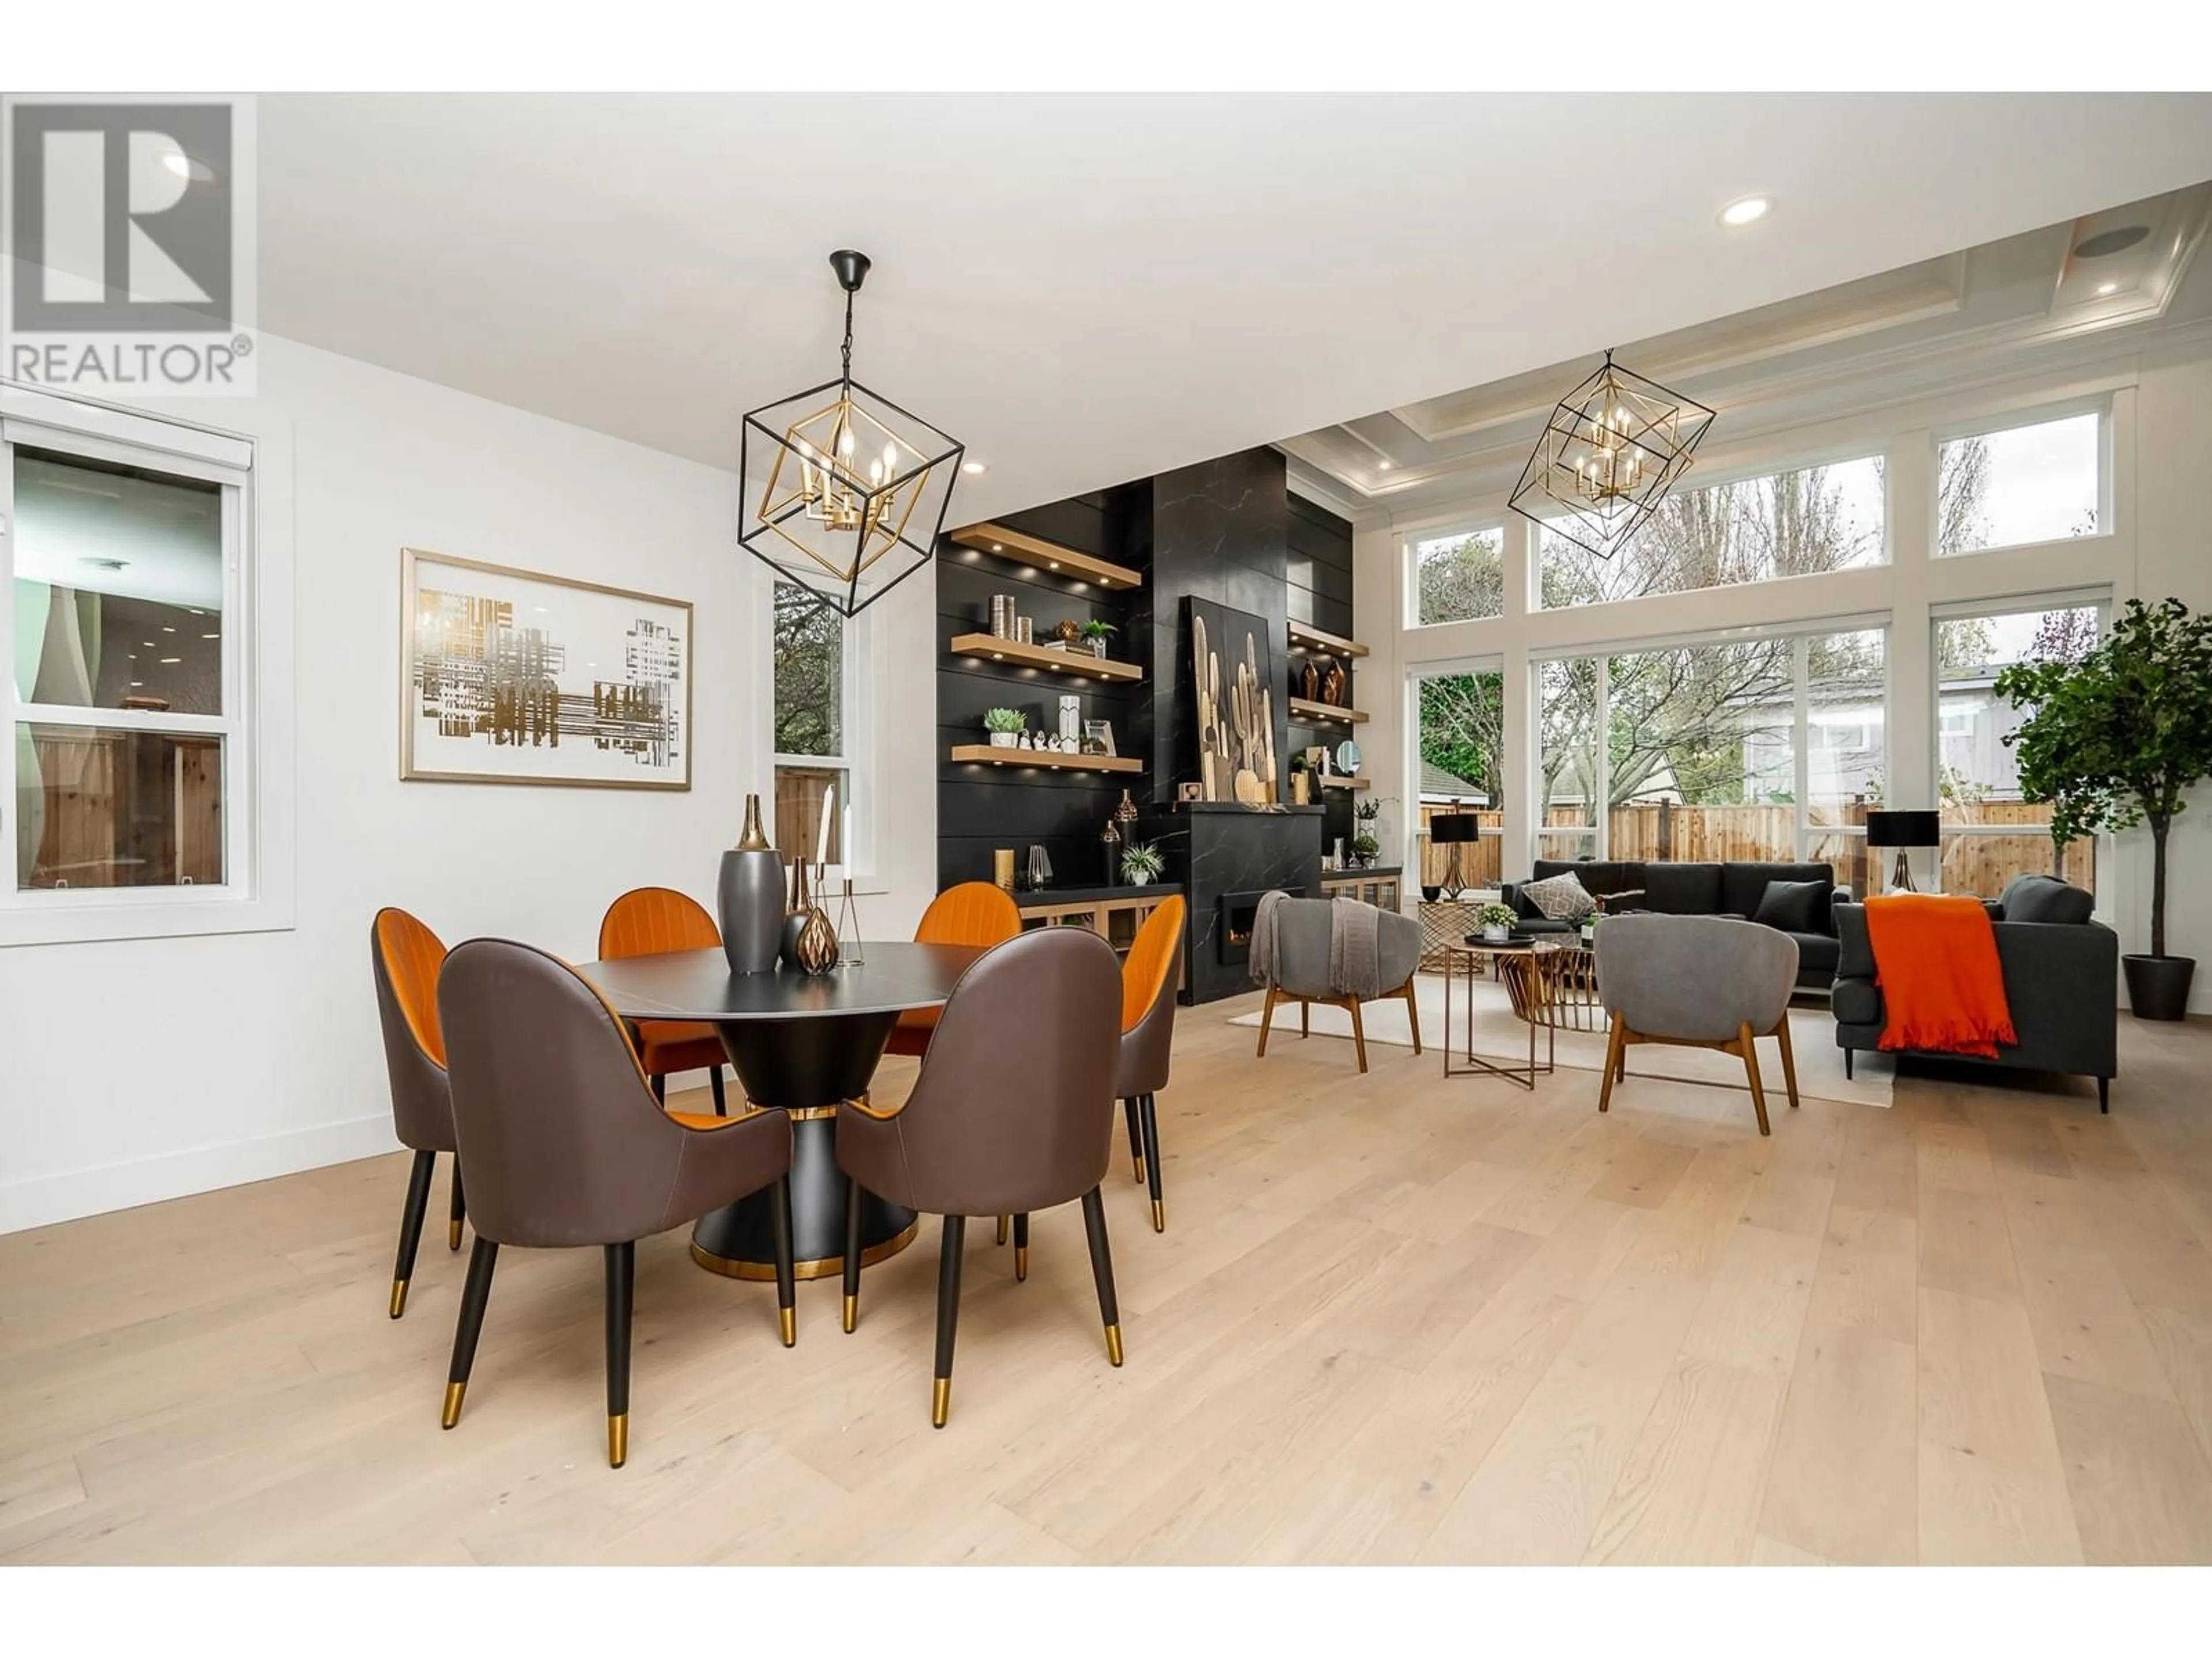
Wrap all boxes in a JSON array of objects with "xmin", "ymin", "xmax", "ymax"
[{"xmin": 1335, "ymin": 738, "xmax": 1362, "ymax": 775}]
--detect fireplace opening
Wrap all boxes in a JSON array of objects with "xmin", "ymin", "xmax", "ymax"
[{"xmin": 1219, "ymin": 889, "xmax": 1270, "ymax": 965}]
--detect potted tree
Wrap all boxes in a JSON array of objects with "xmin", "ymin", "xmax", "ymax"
[{"xmin": 1995, "ymin": 596, "xmax": 2212, "ymax": 1020}]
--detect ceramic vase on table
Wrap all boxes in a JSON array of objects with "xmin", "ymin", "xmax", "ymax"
[
  {"xmin": 718, "ymin": 793, "xmax": 785, "ymax": 974},
  {"xmin": 780, "ymin": 855, "xmax": 813, "ymax": 967},
  {"xmin": 1482, "ymin": 925, "xmax": 1509, "ymax": 944}
]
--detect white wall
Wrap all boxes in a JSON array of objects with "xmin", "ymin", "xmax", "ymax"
[
  {"xmin": 0, "ymin": 334, "xmax": 939, "ymax": 1233},
  {"xmin": 1359, "ymin": 329, "xmax": 2212, "ymax": 1009}
]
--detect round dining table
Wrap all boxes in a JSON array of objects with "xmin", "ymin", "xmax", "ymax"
[{"xmin": 574, "ymin": 941, "xmax": 983, "ymax": 1282}]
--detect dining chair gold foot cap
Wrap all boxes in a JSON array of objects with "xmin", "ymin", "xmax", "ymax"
[
  {"xmin": 1014, "ymin": 1246, "xmax": 1028, "ymax": 1282},
  {"xmin": 842, "ymin": 1294, "xmax": 857, "ymax": 1334},
  {"xmin": 608, "ymin": 1413, "xmax": 628, "ymax": 1469},
  {"xmin": 995, "ymin": 1215, "xmax": 1009, "ymax": 1245},
  {"xmin": 389, "ymin": 1279, "xmax": 409, "ymax": 1320},
  {"xmin": 1133, "ymin": 1154, "xmax": 1146, "ymax": 1184},
  {"xmin": 1105, "ymin": 1323, "xmax": 1125, "ymax": 1367},
  {"xmin": 779, "ymin": 1306, "xmax": 796, "ymax": 1348},
  {"xmin": 1151, "ymin": 1200, "xmax": 1166, "ymax": 1233},
  {"xmin": 931, "ymin": 1377, "xmax": 951, "ymax": 1429},
  {"xmin": 448, "ymin": 1220, "xmax": 463, "ymax": 1252},
  {"xmin": 440, "ymin": 1381, "xmax": 465, "ymax": 1429}
]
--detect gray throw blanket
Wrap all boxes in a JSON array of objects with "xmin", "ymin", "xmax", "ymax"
[{"xmin": 1248, "ymin": 889, "xmax": 1388, "ymax": 999}]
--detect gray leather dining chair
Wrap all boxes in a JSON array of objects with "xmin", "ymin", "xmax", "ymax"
[
  {"xmin": 836, "ymin": 927, "xmax": 1126, "ymax": 1428},
  {"xmin": 1594, "ymin": 912, "xmax": 1800, "ymax": 1135}
]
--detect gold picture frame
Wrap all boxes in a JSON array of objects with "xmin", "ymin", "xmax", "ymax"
[{"xmin": 399, "ymin": 548, "xmax": 694, "ymax": 790}]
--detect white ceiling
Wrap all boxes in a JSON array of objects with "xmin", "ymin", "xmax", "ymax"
[{"xmin": 252, "ymin": 93, "xmax": 2212, "ymax": 521}]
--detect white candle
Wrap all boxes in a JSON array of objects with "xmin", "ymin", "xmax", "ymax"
[{"xmin": 816, "ymin": 782, "xmax": 836, "ymax": 869}]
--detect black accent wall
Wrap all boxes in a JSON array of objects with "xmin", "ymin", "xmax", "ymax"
[
  {"xmin": 934, "ymin": 488, "xmax": 1151, "ymax": 891},
  {"xmin": 1287, "ymin": 492, "xmax": 1354, "ymax": 640}
]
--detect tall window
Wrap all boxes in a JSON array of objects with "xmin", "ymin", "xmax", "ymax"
[
  {"xmin": 1937, "ymin": 411, "xmax": 2103, "ymax": 556},
  {"xmin": 1539, "ymin": 453, "xmax": 1885, "ymax": 608},
  {"xmin": 1534, "ymin": 627, "xmax": 1885, "ymax": 892},
  {"xmin": 772, "ymin": 581, "xmax": 853, "ymax": 867},
  {"xmin": 6, "ymin": 432, "xmax": 247, "ymax": 903},
  {"xmin": 1934, "ymin": 600, "xmax": 2102, "ymax": 897},
  {"xmin": 1412, "ymin": 662, "xmax": 1504, "ymax": 887},
  {"xmin": 1410, "ymin": 525, "xmax": 1503, "ymax": 626}
]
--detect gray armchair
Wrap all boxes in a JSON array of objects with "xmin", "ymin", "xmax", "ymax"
[
  {"xmin": 1594, "ymin": 912, "xmax": 1801, "ymax": 1135},
  {"xmin": 1252, "ymin": 895, "xmax": 1422, "ymax": 1073}
]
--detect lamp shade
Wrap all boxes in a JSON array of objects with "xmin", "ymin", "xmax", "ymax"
[
  {"xmin": 1865, "ymin": 810, "xmax": 1940, "ymax": 849},
  {"xmin": 1429, "ymin": 814, "xmax": 1481, "ymax": 844}
]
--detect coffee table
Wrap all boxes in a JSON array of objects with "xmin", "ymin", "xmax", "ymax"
[{"xmin": 1442, "ymin": 936, "xmax": 1596, "ymax": 1087}]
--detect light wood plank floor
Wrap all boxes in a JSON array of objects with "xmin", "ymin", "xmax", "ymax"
[{"xmin": 6, "ymin": 988, "xmax": 2212, "ymax": 1565}]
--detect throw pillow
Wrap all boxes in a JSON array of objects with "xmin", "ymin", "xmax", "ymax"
[
  {"xmin": 1520, "ymin": 871, "xmax": 1596, "ymax": 923},
  {"xmin": 1752, "ymin": 878, "xmax": 1828, "ymax": 934},
  {"xmin": 1997, "ymin": 873, "xmax": 2094, "ymax": 925}
]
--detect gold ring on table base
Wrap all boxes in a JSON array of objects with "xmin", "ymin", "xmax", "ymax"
[
  {"xmin": 688, "ymin": 1218, "xmax": 920, "ymax": 1282},
  {"xmin": 740, "ymin": 1094, "xmax": 865, "ymax": 1123}
]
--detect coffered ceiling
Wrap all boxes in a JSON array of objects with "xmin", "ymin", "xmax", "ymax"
[{"xmin": 1282, "ymin": 181, "xmax": 2212, "ymax": 520}]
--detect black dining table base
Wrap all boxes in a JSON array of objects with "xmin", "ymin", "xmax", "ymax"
[{"xmin": 688, "ymin": 1008, "xmax": 918, "ymax": 1281}]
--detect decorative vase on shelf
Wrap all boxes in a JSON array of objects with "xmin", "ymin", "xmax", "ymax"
[
  {"xmin": 1321, "ymin": 661, "xmax": 1348, "ymax": 707},
  {"xmin": 1301, "ymin": 660, "xmax": 1319, "ymax": 700},
  {"xmin": 793, "ymin": 889, "xmax": 840, "ymax": 975},
  {"xmin": 718, "ymin": 793, "xmax": 785, "ymax": 975}
]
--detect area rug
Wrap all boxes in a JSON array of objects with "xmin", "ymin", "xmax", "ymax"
[{"xmin": 1225, "ymin": 972, "xmax": 1891, "ymax": 1108}]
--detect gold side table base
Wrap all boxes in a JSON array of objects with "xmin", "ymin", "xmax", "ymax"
[{"xmin": 1442, "ymin": 943, "xmax": 1558, "ymax": 1089}]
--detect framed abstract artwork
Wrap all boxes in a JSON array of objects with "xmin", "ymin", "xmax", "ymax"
[{"xmin": 399, "ymin": 550, "xmax": 692, "ymax": 789}]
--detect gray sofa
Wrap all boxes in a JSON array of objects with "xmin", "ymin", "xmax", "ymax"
[
  {"xmin": 1501, "ymin": 858, "xmax": 1839, "ymax": 990},
  {"xmin": 1831, "ymin": 875, "xmax": 2118, "ymax": 1110}
]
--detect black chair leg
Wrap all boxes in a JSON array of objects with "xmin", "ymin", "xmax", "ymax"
[
  {"xmin": 391, "ymin": 1149, "xmax": 436, "ymax": 1319},
  {"xmin": 771, "ymin": 1175, "xmax": 797, "ymax": 1347},
  {"xmin": 709, "ymin": 1068, "xmax": 729, "ymax": 1118},
  {"xmin": 442, "ymin": 1236, "xmax": 499, "ymax": 1428},
  {"xmin": 842, "ymin": 1177, "xmax": 864, "ymax": 1334},
  {"xmin": 447, "ymin": 1158, "xmax": 467, "ymax": 1252},
  {"xmin": 2099, "ymin": 1076, "xmax": 2111, "ymax": 1114},
  {"xmin": 932, "ymin": 1215, "xmax": 966, "ymax": 1428},
  {"xmin": 1080, "ymin": 1187, "xmax": 1124, "ymax": 1367},
  {"xmin": 650, "ymin": 1073, "xmax": 667, "ymax": 1105},
  {"xmin": 1844, "ymin": 1048, "xmax": 1854, "ymax": 1080},
  {"xmin": 604, "ymin": 1241, "xmax": 634, "ymax": 1468},
  {"xmin": 1123, "ymin": 1097, "xmax": 1145, "ymax": 1184},
  {"xmin": 1140, "ymin": 1094, "xmax": 1165, "ymax": 1233},
  {"xmin": 1012, "ymin": 1212, "xmax": 1029, "ymax": 1282}
]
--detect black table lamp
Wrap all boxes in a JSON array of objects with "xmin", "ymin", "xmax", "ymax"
[
  {"xmin": 1430, "ymin": 814, "xmax": 1480, "ymax": 899},
  {"xmin": 1865, "ymin": 809, "xmax": 1940, "ymax": 893}
]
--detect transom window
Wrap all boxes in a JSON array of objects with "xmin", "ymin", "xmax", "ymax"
[
  {"xmin": 1937, "ymin": 410, "xmax": 2103, "ymax": 556},
  {"xmin": 1410, "ymin": 525, "xmax": 1503, "ymax": 626}
]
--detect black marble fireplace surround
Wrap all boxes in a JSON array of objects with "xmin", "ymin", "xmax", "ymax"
[{"xmin": 1137, "ymin": 803, "xmax": 1323, "ymax": 1004}]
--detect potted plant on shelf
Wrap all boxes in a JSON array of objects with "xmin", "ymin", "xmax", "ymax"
[
  {"xmin": 983, "ymin": 707, "xmax": 1025, "ymax": 749},
  {"xmin": 1351, "ymin": 831, "xmax": 1380, "ymax": 868},
  {"xmin": 1079, "ymin": 619, "xmax": 1118, "ymax": 660},
  {"xmin": 1995, "ymin": 596, "xmax": 2212, "ymax": 1020},
  {"xmin": 1475, "ymin": 901, "xmax": 1517, "ymax": 944},
  {"xmin": 1120, "ymin": 840, "xmax": 1165, "ymax": 887}
]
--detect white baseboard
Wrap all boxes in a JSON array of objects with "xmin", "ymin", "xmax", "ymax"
[{"xmin": 0, "ymin": 1113, "xmax": 399, "ymax": 1236}]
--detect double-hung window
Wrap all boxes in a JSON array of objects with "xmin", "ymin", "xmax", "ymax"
[
  {"xmin": 771, "ymin": 580, "xmax": 866, "ymax": 874},
  {"xmin": 3, "ymin": 390, "xmax": 255, "ymax": 931}
]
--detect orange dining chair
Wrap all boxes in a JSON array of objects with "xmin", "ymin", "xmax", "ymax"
[
  {"xmin": 597, "ymin": 887, "xmax": 731, "ymax": 1115},
  {"xmin": 883, "ymin": 882, "xmax": 1024, "ymax": 1060},
  {"xmin": 370, "ymin": 907, "xmax": 465, "ymax": 1317}
]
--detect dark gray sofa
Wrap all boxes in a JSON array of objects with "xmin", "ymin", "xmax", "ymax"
[
  {"xmin": 1831, "ymin": 875, "xmax": 2118, "ymax": 1110},
  {"xmin": 1500, "ymin": 858, "xmax": 1839, "ymax": 990}
]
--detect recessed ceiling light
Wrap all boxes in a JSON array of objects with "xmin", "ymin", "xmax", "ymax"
[
  {"xmin": 2096, "ymin": 281, "xmax": 2118, "ymax": 296},
  {"xmin": 1718, "ymin": 195, "xmax": 1772, "ymax": 228},
  {"xmin": 161, "ymin": 150, "xmax": 217, "ymax": 184},
  {"xmin": 961, "ymin": 461, "xmax": 986, "ymax": 475},
  {"xmin": 1376, "ymin": 460, "xmax": 1393, "ymax": 472}
]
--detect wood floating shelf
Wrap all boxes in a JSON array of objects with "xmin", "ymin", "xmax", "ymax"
[
  {"xmin": 949, "ymin": 744, "xmax": 1143, "ymax": 774},
  {"xmin": 1289, "ymin": 696, "xmax": 1369, "ymax": 725},
  {"xmin": 949, "ymin": 634, "xmax": 1144, "ymax": 682},
  {"xmin": 1316, "ymin": 775, "xmax": 1371, "ymax": 790},
  {"xmin": 1286, "ymin": 620, "xmax": 1369, "ymax": 658},
  {"xmin": 949, "ymin": 523, "xmax": 1143, "ymax": 590}
]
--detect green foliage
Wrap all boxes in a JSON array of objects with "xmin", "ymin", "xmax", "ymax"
[
  {"xmin": 1120, "ymin": 841, "xmax": 1165, "ymax": 884},
  {"xmin": 772, "ymin": 583, "xmax": 842, "ymax": 755},
  {"xmin": 1078, "ymin": 619, "xmax": 1118, "ymax": 641},
  {"xmin": 1475, "ymin": 902, "xmax": 1518, "ymax": 930},
  {"xmin": 1351, "ymin": 832, "xmax": 1380, "ymax": 859},
  {"xmin": 982, "ymin": 706, "xmax": 1025, "ymax": 734},
  {"xmin": 1995, "ymin": 597, "xmax": 2212, "ymax": 956}
]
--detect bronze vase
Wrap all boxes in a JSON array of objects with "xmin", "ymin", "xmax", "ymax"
[
  {"xmin": 793, "ymin": 906, "xmax": 840, "ymax": 975},
  {"xmin": 718, "ymin": 793, "xmax": 784, "ymax": 974}
]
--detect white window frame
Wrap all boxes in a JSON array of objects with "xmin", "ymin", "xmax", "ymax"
[
  {"xmin": 0, "ymin": 384, "xmax": 284, "ymax": 948},
  {"xmin": 1405, "ymin": 521, "xmax": 1506, "ymax": 630},
  {"xmin": 1931, "ymin": 398, "xmax": 2113, "ymax": 560},
  {"xmin": 1930, "ymin": 589, "xmax": 2111, "ymax": 892},
  {"xmin": 767, "ymin": 579, "xmax": 875, "ymax": 884}
]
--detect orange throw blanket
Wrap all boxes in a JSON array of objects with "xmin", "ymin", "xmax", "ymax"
[{"xmin": 1863, "ymin": 893, "xmax": 2017, "ymax": 1059}]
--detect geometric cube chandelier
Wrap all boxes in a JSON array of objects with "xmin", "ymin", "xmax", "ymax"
[
  {"xmin": 1507, "ymin": 350, "xmax": 1714, "ymax": 561},
  {"xmin": 739, "ymin": 249, "xmax": 965, "ymax": 618}
]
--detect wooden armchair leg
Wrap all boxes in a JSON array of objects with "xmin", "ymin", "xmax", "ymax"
[
  {"xmin": 1256, "ymin": 985, "xmax": 1280, "ymax": 1058},
  {"xmin": 1737, "ymin": 1021, "xmax": 1772, "ymax": 1137},
  {"xmin": 1598, "ymin": 1014, "xmax": 1626, "ymax": 1115},
  {"xmin": 1347, "ymin": 997, "xmax": 1369, "ymax": 1073},
  {"xmin": 1773, "ymin": 1016, "xmax": 1801, "ymax": 1111},
  {"xmin": 1402, "ymin": 978, "xmax": 1423, "ymax": 1055}
]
